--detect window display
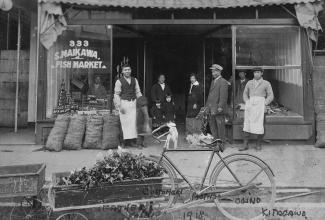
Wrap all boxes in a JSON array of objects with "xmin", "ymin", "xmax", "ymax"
[
  {"xmin": 234, "ymin": 26, "xmax": 303, "ymax": 119},
  {"xmin": 46, "ymin": 25, "xmax": 112, "ymax": 118}
]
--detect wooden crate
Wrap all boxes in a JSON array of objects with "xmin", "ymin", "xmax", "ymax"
[
  {"xmin": 0, "ymin": 163, "xmax": 46, "ymax": 198},
  {"xmin": 50, "ymin": 172, "xmax": 163, "ymax": 209}
]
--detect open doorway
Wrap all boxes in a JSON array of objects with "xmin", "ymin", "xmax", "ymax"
[{"xmin": 149, "ymin": 37, "xmax": 202, "ymax": 122}]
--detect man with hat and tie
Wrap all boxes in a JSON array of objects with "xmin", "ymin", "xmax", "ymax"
[
  {"xmin": 240, "ymin": 67, "xmax": 274, "ymax": 151},
  {"xmin": 206, "ymin": 64, "xmax": 229, "ymax": 141}
]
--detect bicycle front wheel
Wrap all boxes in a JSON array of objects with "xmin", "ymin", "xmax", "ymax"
[
  {"xmin": 209, "ymin": 154, "xmax": 276, "ymax": 220},
  {"xmin": 134, "ymin": 156, "xmax": 178, "ymax": 219}
]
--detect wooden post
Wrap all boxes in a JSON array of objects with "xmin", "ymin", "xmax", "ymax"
[
  {"xmin": 6, "ymin": 12, "xmax": 10, "ymax": 50},
  {"xmin": 143, "ymin": 41, "xmax": 146, "ymax": 93},
  {"xmin": 35, "ymin": 2, "xmax": 41, "ymax": 134},
  {"xmin": 202, "ymin": 40, "xmax": 206, "ymax": 105},
  {"xmin": 109, "ymin": 25, "xmax": 113, "ymax": 112},
  {"xmin": 14, "ymin": 9, "xmax": 21, "ymax": 133},
  {"xmin": 231, "ymin": 25, "xmax": 236, "ymax": 120}
]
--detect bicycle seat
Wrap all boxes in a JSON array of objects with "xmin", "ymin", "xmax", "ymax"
[{"xmin": 201, "ymin": 139, "xmax": 225, "ymax": 152}]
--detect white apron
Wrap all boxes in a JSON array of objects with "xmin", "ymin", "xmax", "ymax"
[
  {"xmin": 119, "ymin": 99, "xmax": 137, "ymax": 139},
  {"xmin": 243, "ymin": 96, "xmax": 265, "ymax": 135}
]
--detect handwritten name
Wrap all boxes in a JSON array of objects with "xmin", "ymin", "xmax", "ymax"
[
  {"xmin": 235, "ymin": 196, "xmax": 261, "ymax": 204},
  {"xmin": 262, "ymin": 208, "xmax": 307, "ymax": 219}
]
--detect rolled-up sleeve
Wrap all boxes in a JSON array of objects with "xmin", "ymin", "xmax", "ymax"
[
  {"xmin": 114, "ymin": 80, "xmax": 122, "ymax": 109},
  {"xmin": 135, "ymin": 79, "xmax": 142, "ymax": 98}
]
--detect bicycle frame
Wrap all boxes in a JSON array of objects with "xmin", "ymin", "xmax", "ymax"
[
  {"xmin": 152, "ymin": 123, "xmax": 245, "ymax": 196},
  {"xmin": 159, "ymin": 147, "xmax": 221, "ymax": 194}
]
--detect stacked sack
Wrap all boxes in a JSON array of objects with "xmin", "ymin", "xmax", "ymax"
[
  {"xmin": 101, "ymin": 113, "xmax": 120, "ymax": 150},
  {"xmin": 83, "ymin": 115, "xmax": 103, "ymax": 149},
  {"xmin": 63, "ymin": 115, "xmax": 86, "ymax": 150},
  {"xmin": 315, "ymin": 113, "xmax": 325, "ymax": 148},
  {"xmin": 46, "ymin": 115, "xmax": 70, "ymax": 152},
  {"xmin": 46, "ymin": 113, "xmax": 121, "ymax": 151}
]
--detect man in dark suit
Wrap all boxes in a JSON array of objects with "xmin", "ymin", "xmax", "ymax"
[
  {"xmin": 151, "ymin": 74, "xmax": 172, "ymax": 105},
  {"xmin": 235, "ymin": 71, "xmax": 248, "ymax": 106},
  {"xmin": 206, "ymin": 64, "xmax": 229, "ymax": 141}
]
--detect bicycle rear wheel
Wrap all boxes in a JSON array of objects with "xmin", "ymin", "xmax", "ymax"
[{"xmin": 209, "ymin": 154, "xmax": 276, "ymax": 220}]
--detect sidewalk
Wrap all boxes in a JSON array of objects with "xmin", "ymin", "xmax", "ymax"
[
  {"xmin": 0, "ymin": 138, "xmax": 324, "ymax": 188},
  {"xmin": 1, "ymin": 140, "xmax": 325, "ymax": 220}
]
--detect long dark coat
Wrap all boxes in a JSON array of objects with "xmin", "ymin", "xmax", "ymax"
[
  {"xmin": 150, "ymin": 105, "xmax": 165, "ymax": 128},
  {"xmin": 187, "ymin": 83, "xmax": 204, "ymax": 118},
  {"xmin": 163, "ymin": 101, "xmax": 176, "ymax": 122},
  {"xmin": 150, "ymin": 83, "xmax": 172, "ymax": 103}
]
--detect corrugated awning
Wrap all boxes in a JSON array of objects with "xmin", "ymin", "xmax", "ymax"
[{"xmin": 40, "ymin": 0, "xmax": 319, "ymax": 9}]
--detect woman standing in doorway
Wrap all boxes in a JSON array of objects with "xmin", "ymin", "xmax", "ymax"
[
  {"xmin": 186, "ymin": 73, "xmax": 204, "ymax": 135},
  {"xmin": 187, "ymin": 73, "xmax": 203, "ymax": 118}
]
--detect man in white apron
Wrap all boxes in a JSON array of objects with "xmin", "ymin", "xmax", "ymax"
[
  {"xmin": 239, "ymin": 67, "xmax": 274, "ymax": 151},
  {"xmin": 114, "ymin": 64, "xmax": 142, "ymax": 148}
]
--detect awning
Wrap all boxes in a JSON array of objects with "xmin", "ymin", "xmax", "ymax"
[{"xmin": 40, "ymin": 0, "xmax": 319, "ymax": 9}]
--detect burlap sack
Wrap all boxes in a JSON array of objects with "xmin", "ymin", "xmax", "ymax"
[
  {"xmin": 101, "ymin": 113, "xmax": 120, "ymax": 150},
  {"xmin": 83, "ymin": 115, "xmax": 103, "ymax": 149},
  {"xmin": 63, "ymin": 115, "xmax": 86, "ymax": 150},
  {"xmin": 46, "ymin": 115, "xmax": 70, "ymax": 152}
]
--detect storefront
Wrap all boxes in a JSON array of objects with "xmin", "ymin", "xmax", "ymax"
[
  {"xmin": 0, "ymin": 0, "xmax": 38, "ymax": 144},
  {"xmin": 36, "ymin": 0, "xmax": 320, "ymax": 144}
]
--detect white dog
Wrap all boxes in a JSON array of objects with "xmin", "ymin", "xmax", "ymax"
[{"xmin": 165, "ymin": 122, "xmax": 178, "ymax": 149}]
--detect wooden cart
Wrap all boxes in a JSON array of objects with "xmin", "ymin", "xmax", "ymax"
[
  {"xmin": 47, "ymin": 172, "xmax": 164, "ymax": 220},
  {"xmin": 0, "ymin": 163, "xmax": 47, "ymax": 220}
]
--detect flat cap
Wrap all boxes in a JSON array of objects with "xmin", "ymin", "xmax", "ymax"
[
  {"xmin": 252, "ymin": 67, "xmax": 263, "ymax": 72},
  {"xmin": 209, "ymin": 64, "xmax": 223, "ymax": 71}
]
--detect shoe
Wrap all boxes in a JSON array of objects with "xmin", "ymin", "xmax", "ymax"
[
  {"xmin": 255, "ymin": 137, "xmax": 262, "ymax": 151},
  {"xmin": 130, "ymin": 140, "xmax": 138, "ymax": 148},
  {"xmin": 255, "ymin": 145, "xmax": 262, "ymax": 151},
  {"xmin": 239, "ymin": 139, "xmax": 249, "ymax": 151},
  {"xmin": 263, "ymin": 139, "xmax": 271, "ymax": 144},
  {"xmin": 238, "ymin": 145, "xmax": 249, "ymax": 151}
]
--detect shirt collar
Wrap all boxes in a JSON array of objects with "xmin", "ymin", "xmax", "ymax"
[
  {"xmin": 254, "ymin": 77, "xmax": 263, "ymax": 83},
  {"xmin": 192, "ymin": 81, "xmax": 199, "ymax": 86}
]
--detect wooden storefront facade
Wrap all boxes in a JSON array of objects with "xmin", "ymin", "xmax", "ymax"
[{"xmin": 35, "ymin": 0, "xmax": 317, "ymax": 144}]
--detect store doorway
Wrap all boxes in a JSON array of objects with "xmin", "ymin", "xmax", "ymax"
[{"xmin": 149, "ymin": 37, "xmax": 202, "ymax": 123}]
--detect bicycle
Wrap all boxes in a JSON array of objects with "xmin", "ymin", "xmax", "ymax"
[{"xmin": 146, "ymin": 123, "xmax": 276, "ymax": 220}]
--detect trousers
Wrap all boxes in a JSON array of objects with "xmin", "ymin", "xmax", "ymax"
[{"xmin": 209, "ymin": 114, "xmax": 226, "ymax": 141}]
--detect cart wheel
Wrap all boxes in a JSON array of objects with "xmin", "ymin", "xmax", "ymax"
[
  {"xmin": 55, "ymin": 212, "xmax": 88, "ymax": 220},
  {"xmin": 9, "ymin": 197, "xmax": 48, "ymax": 220}
]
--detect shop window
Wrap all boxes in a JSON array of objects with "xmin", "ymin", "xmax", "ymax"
[
  {"xmin": 234, "ymin": 26, "xmax": 303, "ymax": 120},
  {"xmin": 46, "ymin": 25, "xmax": 112, "ymax": 118}
]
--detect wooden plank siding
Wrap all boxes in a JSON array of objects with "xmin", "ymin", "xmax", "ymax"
[{"xmin": 0, "ymin": 50, "xmax": 29, "ymax": 127}]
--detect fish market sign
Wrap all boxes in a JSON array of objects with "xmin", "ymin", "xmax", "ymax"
[{"xmin": 52, "ymin": 40, "xmax": 107, "ymax": 69}]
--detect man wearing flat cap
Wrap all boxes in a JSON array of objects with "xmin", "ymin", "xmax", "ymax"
[
  {"xmin": 206, "ymin": 64, "xmax": 229, "ymax": 141},
  {"xmin": 240, "ymin": 67, "xmax": 274, "ymax": 151}
]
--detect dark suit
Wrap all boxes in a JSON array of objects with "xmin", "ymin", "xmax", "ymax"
[
  {"xmin": 206, "ymin": 76, "xmax": 229, "ymax": 140},
  {"xmin": 235, "ymin": 79, "xmax": 248, "ymax": 104},
  {"xmin": 151, "ymin": 83, "xmax": 172, "ymax": 103}
]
